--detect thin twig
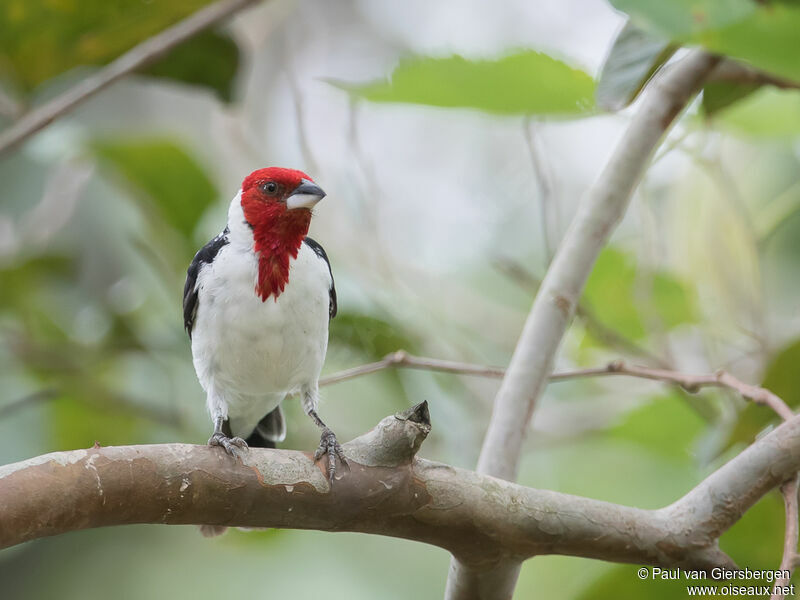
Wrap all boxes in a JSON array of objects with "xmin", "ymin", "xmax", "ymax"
[
  {"xmin": 0, "ymin": 0, "xmax": 259, "ymax": 155},
  {"xmin": 773, "ymin": 476, "xmax": 800, "ymax": 600},
  {"xmin": 602, "ymin": 360, "xmax": 794, "ymax": 420},
  {"xmin": 283, "ymin": 35, "xmax": 320, "ymax": 176},
  {"xmin": 320, "ymin": 351, "xmax": 505, "ymax": 386},
  {"xmin": 522, "ymin": 117, "xmax": 557, "ymax": 265},
  {"xmin": 322, "ymin": 351, "xmax": 793, "ymax": 420}
]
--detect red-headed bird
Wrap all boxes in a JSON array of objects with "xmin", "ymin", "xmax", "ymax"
[{"xmin": 184, "ymin": 167, "xmax": 346, "ymax": 483}]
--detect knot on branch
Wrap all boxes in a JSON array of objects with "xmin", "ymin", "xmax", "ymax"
[{"xmin": 343, "ymin": 401, "xmax": 431, "ymax": 467}]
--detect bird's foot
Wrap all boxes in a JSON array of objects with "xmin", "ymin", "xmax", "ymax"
[
  {"xmin": 314, "ymin": 427, "xmax": 348, "ymax": 481},
  {"xmin": 208, "ymin": 432, "xmax": 248, "ymax": 459}
]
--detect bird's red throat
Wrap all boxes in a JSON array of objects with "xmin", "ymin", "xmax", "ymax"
[{"xmin": 241, "ymin": 196, "xmax": 311, "ymax": 302}]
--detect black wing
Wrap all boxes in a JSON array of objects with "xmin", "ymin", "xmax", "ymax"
[
  {"xmin": 183, "ymin": 228, "xmax": 229, "ymax": 338},
  {"xmin": 303, "ymin": 236, "xmax": 337, "ymax": 319}
]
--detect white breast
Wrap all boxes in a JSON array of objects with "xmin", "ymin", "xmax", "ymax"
[{"xmin": 190, "ymin": 206, "xmax": 331, "ymax": 438}]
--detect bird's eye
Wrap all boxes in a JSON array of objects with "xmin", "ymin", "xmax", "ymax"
[{"xmin": 261, "ymin": 181, "xmax": 278, "ymax": 195}]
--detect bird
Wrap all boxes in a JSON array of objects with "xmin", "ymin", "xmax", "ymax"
[{"xmin": 183, "ymin": 167, "xmax": 346, "ymax": 484}]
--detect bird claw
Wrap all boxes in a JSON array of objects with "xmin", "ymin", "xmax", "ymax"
[
  {"xmin": 314, "ymin": 427, "xmax": 348, "ymax": 481},
  {"xmin": 208, "ymin": 432, "xmax": 248, "ymax": 459}
]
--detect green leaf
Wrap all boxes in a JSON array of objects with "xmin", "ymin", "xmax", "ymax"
[
  {"xmin": 582, "ymin": 248, "xmax": 698, "ymax": 346},
  {"xmin": 720, "ymin": 491, "xmax": 784, "ymax": 570},
  {"xmin": 48, "ymin": 394, "xmax": 145, "ymax": 452},
  {"xmin": 0, "ymin": 255, "xmax": 74, "ymax": 311},
  {"xmin": 608, "ymin": 393, "xmax": 705, "ymax": 462},
  {"xmin": 0, "ymin": 0, "xmax": 215, "ymax": 94},
  {"xmin": 575, "ymin": 564, "xmax": 708, "ymax": 600},
  {"xmin": 652, "ymin": 272, "xmax": 698, "ymax": 329},
  {"xmin": 697, "ymin": 4, "xmax": 800, "ymax": 84},
  {"xmin": 330, "ymin": 312, "xmax": 419, "ymax": 359},
  {"xmin": 714, "ymin": 87, "xmax": 800, "ymax": 138},
  {"xmin": 609, "ymin": 0, "xmax": 756, "ymax": 38},
  {"xmin": 583, "ymin": 248, "xmax": 646, "ymax": 340},
  {"xmin": 701, "ymin": 80, "xmax": 760, "ymax": 117},
  {"xmin": 139, "ymin": 31, "xmax": 240, "ymax": 102},
  {"xmin": 596, "ymin": 20, "xmax": 678, "ymax": 111},
  {"xmin": 576, "ymin": 494, "xmax": 786, "ymax": 600},
  {"xmin": 609, "ymin": 0, "xmax": 800, "ymax": 83},
  {"xmin": 91, "ymin": 138, "xmax": 217, "ymax": 237},
  {"xmin": 727, "ymin": 338, "xmax": 800, "ymax": 448},
  {"xmin": 330, "ymin": 51, "xmax": 596, "ymax": 116}
]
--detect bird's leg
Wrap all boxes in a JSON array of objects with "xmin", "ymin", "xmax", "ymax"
[
  {"xmin": 208, "ymin": 415, "xmax": 248, "ymax": 459},
  {"xmin": 303, "ymin": 387, "xmax": 347, "ymax": 480}
]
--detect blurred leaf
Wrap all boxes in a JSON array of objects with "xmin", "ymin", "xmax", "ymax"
[
  {"xmin": 720, "ymin": 491, "xmax": 784, "ymax": 570},
  {"xmin": 577, "ymin": 492, "xmax": 785, "ymax": 600},
  {"xmin": 652, "ymin": 272, "xmax": 698, "ymax": 328},
  {"xmin": 608, "ymin": 393, "xmax": 704, "ymax": 462},
  {"xmin": 596, "ymin": 20, "xmax": 678, "ymax": 111},
  {"xmin": 609, "ymin": 0, "xmax": 756, "ymax": 38},
  {"xmin": 609, "ymin": 0, "xmax": 800, "ymax": 83},
  {"xmin": 0, "ymin": 255, "xmax": 74, "ymax": 311},
  {"xmin": 582, "ymin": 248, "xmax": 698, "ymax": 345},
  {"xmin": 714, "ymin": 87, "xmax": 800, "ymax": 138},
  {"xmin": 697, "ymin": 4, "xmax": 800, "ymax": 84},
  {"xmin": 0, "ymin": 0, "xmax": 214, "ymax": 94},
  {"xmin": 583, "ymin": 248, "xmax": 646, "ymax": 340},
  {"xmin": 330, "ymin": 312, "xmax": 419, "ymax": 359},
  {"xmin": 575, "ymin": 564, "xmax": 709, "ymax": 600},
  {"xmin": 330, "ymin": 51, "xmax": 596, "ymax": 116},
  {"xmin": 48, "ymin": 394, "xmax": 145, "ymax": 451},
  {"xmin": 727, "ymin": 338, "xmax": 800, "ymax": 448},
  {"xmin": 701, "ymin": 80, "xmax": 760, "ymax": 116},
  {"xmin": 140, "ymin": 31, "xmax": 240, "ymax": 102},
  {"xmin": 327, "ymin": 312, "xmax": 422, "ymax": 415},
  {"xmin": 755, "ymin": 180, "xmax": 800, "ymax": 242},
  {"xmin": 91, "ymin": 138, "xmax": 217, "ymax": 237}
]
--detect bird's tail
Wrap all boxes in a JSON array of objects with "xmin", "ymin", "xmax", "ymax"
[
  {"xmin": 245, "ymin": 405, "xmax": 286, "ymax": 447},
  {"xmin": 199, "ymin": 525, "xmax": 229, "ymax": 537}
]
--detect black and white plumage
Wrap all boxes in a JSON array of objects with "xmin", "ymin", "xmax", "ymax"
[{"xmin": 183, "ymin": 168, "xmax": 345, "ymax": 486}]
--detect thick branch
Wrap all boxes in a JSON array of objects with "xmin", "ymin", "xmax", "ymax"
[
  {"xmin": 446, "ymin": 50, "xmax": 721, "ymax": 600},
  {"xmin": 0, "ymin": 0, "xmax": 258, "ymax": 156},
  {"xmin": 478, "ymin": 50, "xmax": 721, "ymax": 482},
  {"xmin": 3, "ymin": 405, "xmax": 800, "ymax": 577}
]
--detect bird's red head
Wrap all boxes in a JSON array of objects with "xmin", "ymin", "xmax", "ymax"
[{"xmin": 240, "ymin": 167, "xmax": 326, "ymax": 302}]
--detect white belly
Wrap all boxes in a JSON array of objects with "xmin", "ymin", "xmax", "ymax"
[{"xmin": 190, "ymin": 241, "xmax": 331, "ymax": 437}]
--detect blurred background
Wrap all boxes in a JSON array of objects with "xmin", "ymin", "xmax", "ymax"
[{"xmin": 1, "ymin": 0, "xmax": 799, "ymax": 598}]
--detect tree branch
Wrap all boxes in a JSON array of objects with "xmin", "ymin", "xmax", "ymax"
[
  {"xmin": 4, "ymin": 402, "xmax": 800, "ymax": 580},
  {"xmin": 446, "ymin": 50, "xmax": 722, "ymax": 599},
  {"xmin": 602, "ymin": 360, "xmax": 794, "ymax": 420},
  {"xmin": 0, "ymin": 0, "xmax": 258, "ymax": 156},
  {"xmin": 319, "ymin": 350, "xmax": 506, "ymax": 386},
  {"xmin": 322, "ymin": 352, "xmax": 789, "ymax": 421}
]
